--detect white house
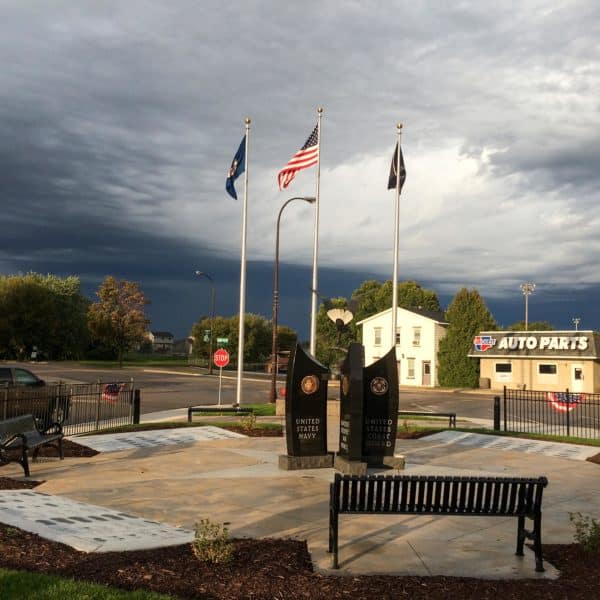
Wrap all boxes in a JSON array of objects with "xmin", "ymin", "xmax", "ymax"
[
  {"xmin": 146, "ymin": 331, "xmax": 174, "ymax": 353},
  {"xmin": 358, "ymin": 307, "xmax": 448, "ymax": 387}
]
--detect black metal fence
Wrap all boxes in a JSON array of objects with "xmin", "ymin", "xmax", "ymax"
[
  {"xmin": 496, "ymin": 387, "xmax": 600, "ymax": 439},
  {"xmin": 1, "ymin": 381, "xmax": 138, "ymax": 435}
]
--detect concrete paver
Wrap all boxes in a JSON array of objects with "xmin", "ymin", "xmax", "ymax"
[{"xmin": 1, "ymin": 426, "xmax": 598, "ymax": 580}]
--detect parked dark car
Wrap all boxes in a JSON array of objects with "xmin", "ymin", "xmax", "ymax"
[{"xmin": 0, "ymin": 366, "xmax": 70, "ymax": 427}]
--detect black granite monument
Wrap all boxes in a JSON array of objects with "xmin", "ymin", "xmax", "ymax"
[
  {"xmin": 334, "ymin": 343, "xmax": 404, "ymax": 474},
  {"xmin": 362, "ymin": 346, "xmax": 401, "ymax": 466},
  {"xmin": 278, "ymin": 343, "xmax": 333, "ymax": 470}
]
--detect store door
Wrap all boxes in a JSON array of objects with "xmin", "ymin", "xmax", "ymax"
[
  {"xmin": 422, "ymin": 361, "xmax": 431, "ymax": 386},
  {"xmin": 571, "ymin": 365, "xmax": 584, "ymax": 393}
]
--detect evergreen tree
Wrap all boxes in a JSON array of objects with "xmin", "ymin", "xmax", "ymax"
[{"xmin": 437, "ymin": 288, "xmax": 496, "ymax": 387}]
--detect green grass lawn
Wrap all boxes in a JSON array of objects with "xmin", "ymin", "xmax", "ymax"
[
  {"xmin": 79, "ymin": 357, "xmax": 192, "ymax": 368},
  {"xmin": 456, "ymin": 427, "xmax": 600, "ymax": 447},
  {"xmin": 0, "ymin": 568, "xmax": 173, "ymax": 600}
]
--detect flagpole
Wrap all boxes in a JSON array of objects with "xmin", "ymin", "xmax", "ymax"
[
  {"xmin": 309, "ymin": 107, "xmax": 323, "ymax": 357},
  {"xmin": 391, "ymin": 123, "xmax": 402, "ymax": 349},
  {"xmin": 235, "ymin": 117, "xmax": 250, "ymax": 406}
]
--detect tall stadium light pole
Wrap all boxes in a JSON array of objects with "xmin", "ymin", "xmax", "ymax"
[
  {"xmin": 195, "ymin": 271, "xmax": 216, "ymax": 375},
  {"xmin": 520, "ymin": 282, "xmax": 536, "ymax": 331},
  {"xmin": 572, "ymin": 317, "xmax": 581, "ymax": 331},
  {"xmin": 270, "ymin": 196, "xmax": 316, "ymax": 403}
]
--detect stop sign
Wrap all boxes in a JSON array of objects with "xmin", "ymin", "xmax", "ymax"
[{"xmin": 213, "ymin": 348, "xmax": 230, "ymax": 368}]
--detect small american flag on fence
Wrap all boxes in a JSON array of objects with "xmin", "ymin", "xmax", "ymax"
[
  {"xmin": 102, "ymin": 382, "xmax": 125, "ymax": 403},
  {"xmin": 278, "ymin": 124, "xmax": 319, "ymax": 190}
]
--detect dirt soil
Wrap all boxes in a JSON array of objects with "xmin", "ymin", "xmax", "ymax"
[{"xmin": 0, "ymin": 514, "xmax": 597, "ymax": 599}]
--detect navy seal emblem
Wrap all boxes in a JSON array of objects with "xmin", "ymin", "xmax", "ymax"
[{"xmin": 370, "ymin": 377, "xmax": 388, "ymax": 396}]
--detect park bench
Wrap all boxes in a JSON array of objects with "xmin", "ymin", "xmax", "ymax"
[
  {"xmin": 0, "ymin": 414, "xmax": 64, "ymax": 477},
  {"xmin": 399, "ymin": 411, "xmax": 456, "ymax": 428},
  {"xmin": 187, "ymin": 406, "xmax": 254, "ymax": 423},
  {"xmin": 329, "ymin": 473, "xmax": 548, "ymax": 572}
]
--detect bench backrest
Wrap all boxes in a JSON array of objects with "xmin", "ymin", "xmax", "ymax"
[
  {"xmin": 0, "ymin": 414, "xmax": 37, "ymax": 443},
  {"xmin": 331, "ymin": 474, "xmax": 548, "ymax": 516}
]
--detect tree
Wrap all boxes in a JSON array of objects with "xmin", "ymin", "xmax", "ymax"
[
  {"xmin": 352, "ymin": 279, "xmax": 442, "ymax": 325},
  {"xmin": 437, "ymin": 288, "xmax": 496, "ymax": 387},
  {"xmin": 315, "ymin": 297, "xmax": 358, "ymax": 368},
  {"xmin": 0, "ymin": 273, "xmax": 89, "ymax": 360},
  {"xmin": 507, "ymin": 320, "xmax": 555, "ymax": 331},
  {"xmin": 190, "ymin": 313, "xmax": 286, "ymax": 367},
  {"xmin": 87, "ymin": 277, "xmax": 149, "ymax": 366}
]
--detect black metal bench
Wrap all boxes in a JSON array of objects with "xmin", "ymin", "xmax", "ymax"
[
  {"xmin": 399, "ymin": 411, "xmax": 457, "ymax": 427},
  {"xmin": 0, "ymin": 414, "xmax": 64, "ymax": 477},
  {"xmin": 187, "ymin": 406, "xmax": 254, "ymax": 423},
  {"xmin": 329, "ymin": 473, "xmax": 548, "ymax": 572}
]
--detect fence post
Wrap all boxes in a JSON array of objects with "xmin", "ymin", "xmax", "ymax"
[
  {"xmin": 2, "ymin": 387, "xmax": 6, "ymax": 420},
  {"xmin": 503, "ymin": 386, "xmax": 507, "ymax": 432},
  {"xmin": 133, "ymin": 389, "xmax": 141, "ymax": 424},
  {"xmin": 566, "ymin": 388, "xmax": 570, "ymax": 437},
  {"xmin": 95, "ymin": 382, "xmax": 101, "ymax": 432},
  {"xmin": 493, "ymin": 396, "xmax": 501, "ymax": 431}
]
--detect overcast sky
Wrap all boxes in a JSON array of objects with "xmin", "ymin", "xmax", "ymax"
[{"xmin": 2, "ymin": 1, "xmax": 599, "ymax": 338}]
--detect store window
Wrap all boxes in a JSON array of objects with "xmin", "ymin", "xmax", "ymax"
[
  {"xmin": 374, "ymin": 327, "xmax": 382, "ymax": 346},
  {"xmin": 395, "ymin": 327, "xmax": 401, "ymax": 346},
  {"xmin": 537, "ymin": 362, "xmax": 558, "ymax": 384},
  {"xmin": 407, "ymin": 358, "xmax": 415, "ymax": 379},
  {"xmin": 494, "ymin": 362, "xmax": 512, "ymax": 382}
]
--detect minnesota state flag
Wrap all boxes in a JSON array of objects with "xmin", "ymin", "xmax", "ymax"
[{"xmin": 225, "ymin": 136, "xmax": 246, "ymax": 199}]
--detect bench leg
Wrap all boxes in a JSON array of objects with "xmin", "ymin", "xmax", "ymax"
[
  {"xmin": 515, "ymin": 515, "xmax": 525, "ymax": 556},
  {"xmin": 533, "ymin": 513, "xmax": 544, "ymax": 572},
  {"xmin": 331, "ymin": 512, "xmax": 339, "ymax": 569},
  {"xmin": 20, "ymin": 448, "xmax": 31, "ymax": 477}
]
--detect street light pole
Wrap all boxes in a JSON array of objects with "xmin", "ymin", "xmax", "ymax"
[
  {"xmin": 520, "ymin": 282, "xmax": 535, "ymax": 331},
  {"xmin": 270, "ymin": 196, "xmax": 316, "ymax": 403},
  {"xmin": 572, "ymin": 317, "xmax": 581, "ymax": 331},
  {"xmin": 195, "ymin": 271, "xmax": 216, "ymax": 375}
]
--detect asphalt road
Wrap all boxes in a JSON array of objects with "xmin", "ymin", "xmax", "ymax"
[{"xmin": 16, "ymin": 362, "xmax": 498, "ymax": 422}]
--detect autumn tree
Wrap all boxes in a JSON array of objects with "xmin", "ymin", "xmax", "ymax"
[
  {"xmin": 437, "ymin": 288, "xmax": 496, "ymax": 387},
  {"xmin": 87, "ymin": 276, "xmax": 149, "ymax": 366}
]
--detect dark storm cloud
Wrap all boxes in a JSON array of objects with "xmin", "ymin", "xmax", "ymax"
[{"xmin": 1, "ymin": 1, "xmax": 599, "ymax": 337}]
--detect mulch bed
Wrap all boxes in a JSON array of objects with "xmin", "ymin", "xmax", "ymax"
[
  {"xmin": 586, "ymin": 452, "xmax": 600, "ymax": 465},
  {"xmin": 0, "ymin": 519, "xmax": 598, "ymax": 599}
]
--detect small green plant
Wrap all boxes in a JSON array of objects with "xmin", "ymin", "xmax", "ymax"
[
  {"xmin": 240, "ymin": 412, "xmax": 257, "ymax": 431},
  {"xmin": 192, "ymin": 518, "xmax": 233, "ymax": 564},
  {"xmin": 569, "ymin": 512, "xmax": 600, "ymax": 552}
]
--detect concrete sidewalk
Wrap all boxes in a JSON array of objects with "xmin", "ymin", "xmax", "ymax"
[{"xmin": 2, "ymin": 425, "xmax": 599, "ymax": 580}]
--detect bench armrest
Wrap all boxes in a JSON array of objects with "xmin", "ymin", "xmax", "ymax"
[{"xmin": 39, "ymin": 422, "xmax": 63, "ymax": 436}]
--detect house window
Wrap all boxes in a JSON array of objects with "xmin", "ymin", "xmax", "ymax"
[
  {"xmin": 407, "ymin": 358, "xmax": 415, "ymax": 379},
  {"xmin": 412, "ymin": 327, "xmax": 421, "ymax": 346},
  {"xmin": 374, "ymin": 327, "xmax": 382, "ymax": 346},
  {"xmin": 395, "ymin": 327, "xmax": 401, "ymax": 346}
]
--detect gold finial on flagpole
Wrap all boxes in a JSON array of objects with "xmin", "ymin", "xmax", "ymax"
[
  {"xmin": 397, "ymin": 122, "xmax": 403, "ymax": 132},
  {"xmin": 245, "ymin": 117, "xmax": 251, "ymax": 125},
  {"xmin": 317, "ymin": 107, "xmax": 323, "ymax": 114}
]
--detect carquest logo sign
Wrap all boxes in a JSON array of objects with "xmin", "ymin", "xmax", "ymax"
[{"xmin": 473, "ymin": 335, "xmax": 496, "ymax": 351}]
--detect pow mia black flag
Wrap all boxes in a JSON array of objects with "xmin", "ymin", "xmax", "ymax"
[{"xmin": 387, "ymin": 142, "xmax": 406, "ymax": 192}]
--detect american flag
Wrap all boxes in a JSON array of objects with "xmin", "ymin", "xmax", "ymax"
[
  {"xmin": 278, "ymin": 124, "xmax": 319, "ymax": 190},
  {"xmin": 102, "ymin": 382, "xmax": 125, "ymax": 403}
]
